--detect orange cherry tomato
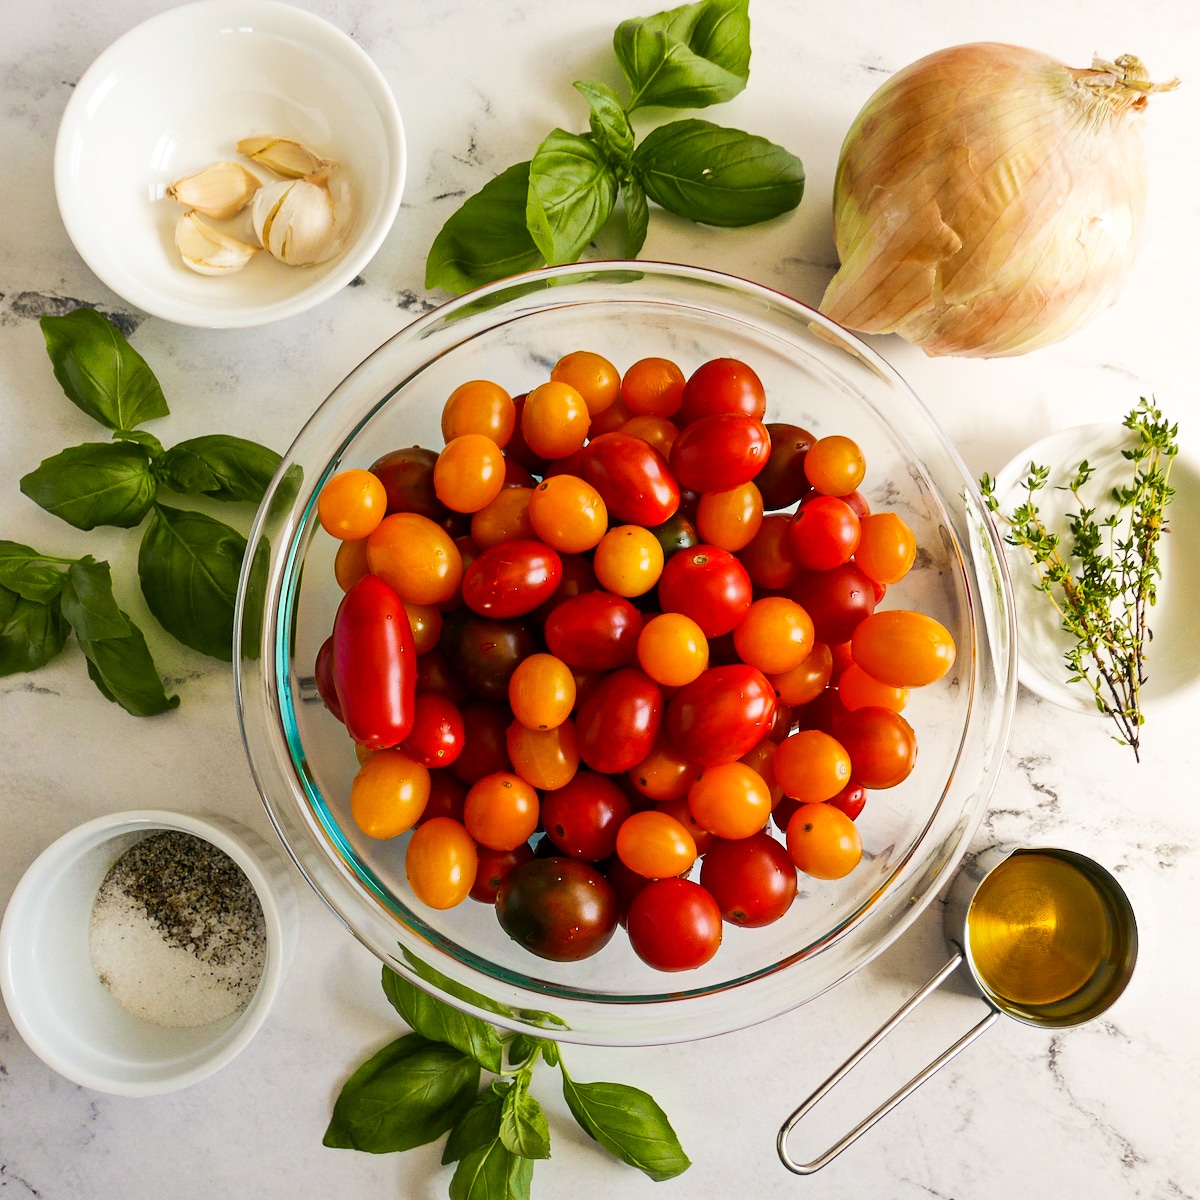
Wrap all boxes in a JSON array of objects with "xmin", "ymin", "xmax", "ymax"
[
  {"xmin": 773, "ymin": 730, "xmax": 851, "ymax": 803},
  {"xmin": 734, "ymin": 597, "xmax": 815, "ymax": 675},
  {"xmin": 508, "ymin": 653, "xmax": 576, "ymax": 730},
  {"xmin": 627, "ymin": 735, "xmax": 703, "ymax": 801},
  {"xmin": 768, "ymin": 642, "xmax": 833, "ymax": 706},
  {"xmin": 441, "ymin": 379, "xmax": 516, "ymax": 447},
  {"xmin": 621, "ymin": 357, "xmax": 685, "ymax": 418},
  {"xmin": 506, "ymin": 719, "xmax": 580, "ymax": 791},
  {"xmin": 406, "ymin": 817, "xmax": 478, "ymax": 908},
  {"xmin": 687, "ymin": 762, "xmax": 772, "ymax": 840},
  {"xmin": 855, "ymin": 512, "xmax": 917, "ymax": 585},
  {"xmin": 350, "ymin": 749, "xmax": 430, "ymax": 839},
  {"xmin": 838, "ymin": 663, "xmax": 907, "ymax": 712},
  {"xmin": 470, "ymin": 486, "xmax": 535, "ymax": 548},
  {"xmin": 804, "ymin": 436, "xmax": 866, "ymax": 497},
  {"xmin": 836, "ymin": 706, "xmax": 916, "ymax": 789},
  {"xmin": 522, "ymin": 381, "xmax": 591, "ymax": 458},
  {"xmin": 593, "ymin": 525, "xmax": 665, "ymax": 597},
  {"xmin": 527, "ymin": 475, "xmax": 608, "ymax": 553},
  {"xmin": 434, "ymin": 434, "xmax": 506, "ymax": 513},
  {"xmin": 403, "ymin": 602, "xmax": 443, "ymax": 655},
  {"xmin": 616, "ymin": 810, "xmax": 697, "ymax": 878},
  {"xmin": 637, "ymin": 613, "xmax": 709, "ymax": 687},
  {"xmin": 696, "ymin": 482, "xmax": 764, "ymax": 551},
  {"xmin": 463, "ymin": 771, "xmax": 540, "ymax": 851},
  {"xmin": 620, "ymin": 415, "xmax": 680, "ymax": 460},
  {"xmin": 334, "ymin": 537, "xmax": 370, "ymax": 592},
  {"xmin": 786, "ymin": 803, "xmax": 862, "ymax": 879},
  {"xmin": 367, "ymin": 512, "xmax": 464, "ymax": 605},
  {"xmin": 851, "ymin": 611, "xmax": 956, "ymax": 687},
  {"xmin": 318, "ymin": 468, "xmax": 388, "ymax": 541},
  {"xmin": 551, "ymin": 351, "xmax": 621, "ymax": 415}
]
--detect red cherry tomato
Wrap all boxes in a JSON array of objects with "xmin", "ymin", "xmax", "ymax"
[
  {"xmin": 665, "ymin": 664, "xmax": 777, "ymax": 766},
  {"xmin": 541, "ymin": 771, "xmax": 632, "ymax": 862},
  {"xmin": 577, "ymin": 432, "xmax": 680, "ymax": 527},
  {"xmin": 461, "ymin": 540, "xmax": 562, "ymax": 618},
  {"xmin": 789, "ymin": 563, "xmax": 876, "ymax": 645},
  {"xmin": 787, "ymin": 496, "xmax": 861, "ymax": 571},
  {"xmin": 835, "ymin": 705, "xmax": 917, "ymax": 789},
  {"xmin": 401, "ymin": 693, "xmax": 465, "ymax": 768},
  {"xmin": 450, "ymin": 702, "xmax": 513, "ymax": 784},
  {"xmin": 828, "ymin": 781, "xmax": 868, "ymax": 821},
  {"xmin": 680, "ymin": 358, "xmax": 766, "ymax": 425},
  {"xmin": 669, "ymin": 414, "xmax": 771, "ymax": 494},
  {"xmin": 332, "ymin": 575, "xmax": 417, "ymax": 750},
  {"xmin": 700, "ymin": 833, "xmax": 797, "ymax": 927},
  {"xmin": 626, "ymin": 879, "xmax": 723, "ymax": 971},
  {"xmin": 470, "ymin": 843, "xmax": 535, "ymax": 903},
  {"xmin": 657, "ymin": 546, "xmax": 752, "ymax": 638},
  {"xmin": 576, "ymin": 668, "xmax": 664, "ymax": 774},
  {"xmin": 544, "ymin": 591, "xmax": 644, "ymax": 671},
  {"xmin": 417, "ymin": 770, "xmax": 468, "ymax": 826}
]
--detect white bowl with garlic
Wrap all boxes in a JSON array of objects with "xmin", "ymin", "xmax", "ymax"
[{"xmin": 54, "ymin": 0, "xmax": 405, "ymax": 328}]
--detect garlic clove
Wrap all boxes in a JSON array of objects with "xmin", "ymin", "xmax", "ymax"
[
  {"xmin": 166, "ymin": 161, "xmax": 261, "ymax": 221},
  {"xmin": 238, "ymin": 135, "xmax": 328, "ymax": 179},
  {"xmin": 250, "ymin": 177, "xmax": 341, "ymax": 266},
  {"xmin": 174, "ymin": 211, "xmax": 260, "ymax": 275}
]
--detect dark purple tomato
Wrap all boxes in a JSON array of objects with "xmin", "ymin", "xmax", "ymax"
[
  {"xmin": 314, "ymin": 636, "xmax": 343, "ymax": 722},
  {"xmin": 576, "ymin": 668, "xmax": 663, "ymax": 774},
  {"xmin": 755, "ymin": 423, "xmax": 816, "ymax": 510},
  {"xmin": 417, "ymin": 770, "xmax": 468, "ymax": 826},
  {"xmin": 665, "ymin": 664, "xmax": 777, "ymax": 766},
  {"xmin": 669, "ymin": 414, "xmax": 770, "ymax": 494},
  {"xmin": 699, "ymin": 833, "xmax": 797, "ymax": 927},
  {"xmin": 496, "ymin": 858, "xmax": 619, "ymax": 961},
  {"xmin": 577, "ymin": 432, "xmax": 680, "ymax": 526},
  {"xmin": 540, "ymin": 771, "xmax": 632, "ymax": 861},
  {"xmin": 648, "ymin": 512, "xmax": 699, "ymax": 561},
  {"xmin": 789, "ymin": 563, "xmax": 876, "ymax": 646},
  {"xmin": 470, "ymin": 843, "xmax": 535, "ymax": 903},
  {"xmin": 679, "ymin": 358, "xmax": 766, "ymax": 425},
  {"xmin": 415, "ymin": 648, "xmax": 471, "ymax": 706},
  {"xmin": 439, "ymin": 610, "xmax": 536, "ymax": 701},
  {"xmin": 544, "ymin": 591, "xmax": 644, "ymax": 671},
  {"xmin": 657, "ymin": 546, "xmax": 752, "ymax": 638},
  {"xmin": 461, "ymin": 540, "xmax": 562, "ymax": 618},
  {"xmin": 369, "ymin": 445, "xmax": 469, "ymax": 537},
  {"xmin": 626, "ymin": 879, "xmax": 722, "ymax": 971}
]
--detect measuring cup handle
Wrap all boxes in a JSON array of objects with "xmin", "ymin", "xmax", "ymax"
[{"xmin": 776, "ymin": 952, "xmax": 1001, "ymax": 1175}]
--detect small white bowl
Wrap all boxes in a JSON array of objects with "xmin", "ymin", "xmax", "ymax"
[
  {"xmin": 0, "ymin": 810, "xmax": 298, "ymax": 1096},
  {"xmin": 54, "ymin": 0, "xmax": 405, "ymax": 328},
  {"xmin": 992, "ymin": 424, "xmax": 1200, "ymax": 714}
]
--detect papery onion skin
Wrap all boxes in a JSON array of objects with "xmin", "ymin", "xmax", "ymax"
[{"xmin": 820, "ymin": 44, "xmax": 1176, "ymax": 358}]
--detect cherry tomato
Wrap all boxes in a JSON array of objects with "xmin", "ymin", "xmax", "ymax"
[
  {"xmin": 470, "ymin": 843, "xmax": 535, "ymax": 903},
  {"xmin": 768, "ymin": 642, "xmax": 833, "ymax": 706},
  {"xmin": 417, "ymin": 770, "xmax": 468, "ymax": 826},
  {"xmin": 401, "ymin": 693, "xmax": 465, "ymax": 768},
  {"xmin": 696, "ymin": 482, "xmax": 764, "ymax": 551},
  {"xmin": 851, "ymin": 611, "xmax": 956, "ymax": 687},
  {"xmin": 314, "ymin": 635, "xmax": 342, "ymax": 722},
  {"xmin": 332, "ymin": 574, "xmax": 417, "ymax": 750},
  {"xmin": 434, "ymin": 434, "xmax": 506, "ymax": 513},
  {"xmin": 506, "ymin": 718, "xmax": 579, "ymax": 791},
  {"xmin": 464, "ymin": 771, "xmax": 540, "ymax": 851},
  {"xmin": 622, "ymin": 357, "xmax": 685, "ymax": 417},
  {"xmin": 804, "ymin": 435, "xmax": 865, "ymax": 497},
  {"xmin": 587, "ymin": 394, "xmax": 633, "ymax": 437},
  {"xmin": 627, "ymin": 879, "xmax": 722, "ymax": 971},
  {"xmin": 527, "ymin": 475, "xmax": 607, "ymax": 553},
  {"xmin": 700, "ymin": 832, "xmax": 797, "ymax": 927},
  {"xmin": 461, "ymin": 540, "xmax": 562, "ymax": 619},
  {"xmin": 334, "ymin": 537, "xmax": 370, "ymax": 592},
  {"xmin": 578, "ymin": 432, "xmax": 681, "ymax": 527},
  {"xmin": 680, "ymin": 358, "xmax": 766, "ymax": 424},
  {"xmin": 403, "ymin": 602, "xmax": 442, "ymax": 655},
  {"xmin": 522, "ymin": 380, "xmax": 591, "ymax": 458},
  {"xmin": 605, "ymin": 856, "xmax": 651, "ymax": 923},
  {"xmin": 737, "ymin": 514, "xmax": 800, "ymax": 590},
  {"xmin": 836, "ymin": 705, "xmax": 917, "ymax": 789},
  {"xmin": 627, "ymin": 734, "xmax": 703, "ymax": 801},
  {"xmin": 740, "ymin": 737, "xmax": 784, "ymax": 806},
  {"xmin": 855, "ymin": 512, "xmax": 918, "ymax": 585},
  {"xmin": 637, "ymin": 613, "xmax": 709, "ymax": 688},
  {"xmin": 665, "ymin": 664, "xmax": 776, "ymax": 766},
  {"xmin": 576, "ymin": 667, "xmax": 663, "ymax": 774},
  {"xmin": 844, "ymin": 490, "xmax": 871, "ymax": 521},
  {"xmin": 367, "ymin": 512, "xmax": 463, "ymax": 606},
  {"xmin": 497, "ymin": 859, "xmax": 618, "ymax": 961},
  {"xmin": 773, "ymin": 730, "xmax": 851, "ymax": 803},
  {"xmin": 657, "ymin": 545, "xmax": 752, "ymax": 637},
  {"xmin": 551, "ymin": 351, "xmax": 620, "ymax": 415},
  {"xmin": 733, "ymin": 597, "xmax": 815, "ymax": 675},
  {"xmin": 755, "ymin": 423, "xmax": 816, "ymax": 510},
  {"xmin": 318, "ymin": 468, "xmax": 388, "ymax": 541},
  {"xmin": 544, "ymin": 591, "xmax": 644, "ymax": 671},
  {"xmin": 441, "ymin": 379, "xmax": 515, "ymax": 447},
  {"xmin": 406, "ymin": 817, "xmax": 478, "ymax": 908},
  {"xmin": 416, "ymin": 648, "xmax": 470, "ymax": 706},
  {"xmin": 792, "ymin": 688, "xmax": 849, "ymax": 737},
  {"xmin": 439, "ymin": 611, "xmax": 536, "ymax": 702},
  {"xmin": 505, "ymin": 395, "xmax": 549, "ymax": 474},
  {"xmin": 787, "ymin": 496, "xmax": 861, "ymax": 571},
  {"xmin": 470, "ymin": 486, "xmax": 535, "ymax": 549},
  {"xmin": 670, "ymin": 414, "xmax": 771, "ymax": 494},
  {"xmin": 594, "ymin": 525, "xmax": 664, "ymax": 597},
  {"xmin": 789, "ymin": 563, "xmax": 876, "ymax": 645},
  {"xmin": 648, "ymin": 512, "xmax": 699, "ymax": 562},
  {"xmin": 838, "ymin": 663, "xmax": 907, "ymax": 713},
  {"xmin": 786, "ymin": 803, "xmax": 862, "ymax": 880},
  {"xmin": 450, "ymin": 702, "xmax": 514, "ymax": 784},
  {"xmin": 369, "ymin": 446, "xmax": 466, "ymax": 535},
  {"xmin": 508, "ymin": 653, "xmax": 576, "ymax": 730},
  {"xmin": 541, "ymin": 771, "xmax": 631, "ymax": 861},
  {"xmin": 688, "ymin": 762, "xmax": 773, "ymax": 839},
  {"xmin": 620, "ymin": 414, "xmax": 680, "ymax": 459},
  {"xmin": 503, "ymin": 456, "xmax": 538, "ymax": 489},
  {"xmin": 350, "ymin": 749, "xmax": 430, "ymax": 838},
  {"xmin": 829, "ymin": 781, "xmax": 868, "ymax": 821},
  {"xmin": 616, "ymin": 810, "xmax": 697, "ymax": 878}
]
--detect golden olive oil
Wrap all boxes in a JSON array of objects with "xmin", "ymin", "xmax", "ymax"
[{"xmin": 966, "ymin": 850, "xmax": 1115, "ymax": 1010}]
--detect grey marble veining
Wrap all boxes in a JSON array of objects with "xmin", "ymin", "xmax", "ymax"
[{"xmin": 2, "ymin": 0, "xmax": 1199, "ymax": 1197}]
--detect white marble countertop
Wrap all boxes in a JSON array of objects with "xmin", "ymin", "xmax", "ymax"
[{"xmin": 2, "ymin": 1, "xmax": 1198, "ymax": 1196}]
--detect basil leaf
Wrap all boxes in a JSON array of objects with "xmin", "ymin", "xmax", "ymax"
[
  {"xmin": 449, "ymin": 1137, "xmax": 534, "ymax": 1200},
  {"xmin": 614, "ymin": 0, "xmax": 750, "ymax": 111},
  {"xmin": 527, "ymin": 130, "xmax": 617, "ymax": 267},
  {"xmin": 77, "ymin": 613, "xmax": 179, "ymax": 717},
  {"xmin": 574, "ymin": 81, "xmax": 635, "ymax": 163},
  {"xmin": 443, "ymin": 1086, "xmax": 505, "ymax": 1165},
  {"xmin": 325, "ymin": 1033, "xmax": 479, "ymax": 1154},
  {"xmin": 506, "ymin": 1035, "xmax": 538, "ymax": 1068},
  {"xmin": 40, "ymin": 309, "xmax": 169, "ymax": 431},
  {"xmin": 561, "ymin": 1074, "xmax": 691, "ymax": 1181},
  {"xmin": 633, "ymin": 118, "xmax": 803, "ymax": 227},
  {"xmin": 426, "ymin": 162, "xmax": 544, "ymax": 294},
  {"xmin": 138, "ymin": 504, "xmax": 246, "ymax": 660},
  {"xmin": 20, "ymin": 442, "xmax": 157, "ymax": 531},
  {"xmin": 0, "ymin": 542, "xmax": 69, "ymax": 603},
  {"xmin": 0, "ymin": 585, "xmax": 69, "ymax": 677},
  {"xmin": 383, "ymin": 967, "xmax": 504, "ymax": 1074},
  {"xmin": 535, "ymin": 1037, "xmax": 561, "ymax": 1067},
  {"xmin": 157, "ymin": 435, "xmax": 282, "ymax": 504},
  {"xmin": 621, "ymin": 176, "xmax": 650, "ymax": 258},
  {"xmin": 59, "ymin": 558, "xmax": 130, "ymax": 641},
  {"xmin": 113, "ymin": 429, "xmax": 165, "ymax": 456},
  {"xmin": 500, "ymin": 1087, "xmax": 551, "ymax": 1160}
]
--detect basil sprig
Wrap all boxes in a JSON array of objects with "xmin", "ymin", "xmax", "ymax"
[
  {"xmin": 326, "ymin": 966, "xmax": 690, "ymax": 1197},
  {"xmin": 1, "ymin": 309, "xmax": 282, "ymax": 712},
  {"xmin": 426, "ymin": 0, "xmax": 802, "ymax": 293}
]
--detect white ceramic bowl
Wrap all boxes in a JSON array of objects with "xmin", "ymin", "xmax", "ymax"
[
  {"xmin": 992, "ymin": 424, "xmax": 1200, "ymax": 713},
  {"xmin": 0, "ymin": 810, "xmax": 298, "ymax": 1096},
  {"xmin": 55, "ymin": 0, "xmax": 405, "ymax": 328}
]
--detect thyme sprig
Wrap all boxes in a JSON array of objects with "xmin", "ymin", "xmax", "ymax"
[{"xmin": 980, "ymin": 399, "xmax": 1178, "ymax": 760}]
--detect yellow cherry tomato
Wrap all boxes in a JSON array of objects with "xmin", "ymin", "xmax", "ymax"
[
  {"xmin": 350, "ymin": 750, "xmax": 430, "ymax": 839},
  {"xmin": 406, "ymin": 817, "xmax": 478, "ymax": 908}
]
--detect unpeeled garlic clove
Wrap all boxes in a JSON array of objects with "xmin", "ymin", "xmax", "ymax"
[
  {"xmin": 166, "ymin": 161, "xmax": 261, "ymax": 221},
  {"xmin": 251, "ymin": 177, "xmax": 341, "ymax": 266},
  {"xmin": 174, "ymin": 211, "xmax": 260, "ymax": 275},
  {"xmin": 238, "ymin": 135, "xmax": 327, "ymax": 179}
]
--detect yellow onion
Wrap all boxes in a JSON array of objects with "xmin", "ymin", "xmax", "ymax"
[{"xmin": 820, "ymin": 44, "xmax": 1177, "ymax": 357}]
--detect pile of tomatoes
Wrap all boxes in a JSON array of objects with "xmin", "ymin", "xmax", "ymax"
[{"xmin": 313, "ymin": 352, "xmax": 956, "ymax": 972}]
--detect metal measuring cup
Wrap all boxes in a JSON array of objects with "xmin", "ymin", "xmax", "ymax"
[{"xmin": 777, "ymin": 844, "xmax": 1138, "ymax": 1174}]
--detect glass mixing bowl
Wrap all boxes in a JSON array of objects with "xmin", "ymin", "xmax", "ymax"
[{"xmin": 235, "ymin": 263, "xmax": 1016, "ymax": 1045}]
